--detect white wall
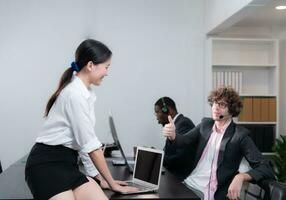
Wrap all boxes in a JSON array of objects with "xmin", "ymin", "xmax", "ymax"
[
  {"xmin": 204, "ymin": 0, "xmax": 252, "ymax": 34},
  {"xmin": 0, "ymin": 0, "xmax": 205, "ymax": 169}
]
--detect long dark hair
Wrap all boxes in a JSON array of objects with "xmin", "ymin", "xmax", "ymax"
[{"xmin": 44, "ymin": 39, "xmax": 112, "ymax": 117}]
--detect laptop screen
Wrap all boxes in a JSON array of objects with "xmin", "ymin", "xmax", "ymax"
[{"xmin": 134, "ymin": 149, "xmax": 162, "ymax": 185}]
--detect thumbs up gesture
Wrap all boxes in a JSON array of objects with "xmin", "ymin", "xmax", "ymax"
[{"xmin": 162, "ymin": 115, "xmax": 176, "ymax": 141}]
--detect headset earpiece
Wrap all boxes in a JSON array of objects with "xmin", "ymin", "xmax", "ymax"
[{"xmin": 161, "ymin": 97, "xmax": 169, "ymax": 114}]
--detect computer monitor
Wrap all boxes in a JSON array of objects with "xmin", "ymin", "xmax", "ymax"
[{"xmin": 108, "ymin": 114, "xmax": 134, "ymax": 173}]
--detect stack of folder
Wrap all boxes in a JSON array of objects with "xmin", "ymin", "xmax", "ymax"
[{"xmin": 238, "ymin": 97, "xmax": 276, "ymax": 122}]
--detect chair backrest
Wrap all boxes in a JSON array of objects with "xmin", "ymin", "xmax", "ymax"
[
  {"xmin": 243, "ymin": 182, "xmax": 264, "ymax": 200},
  {"xmin": 269, "ymin": 181, "xmax": 286, "ymax": 200},
  {"xmin": 243, "ymin": 180, "xmax": 286, "ymax": 200}
]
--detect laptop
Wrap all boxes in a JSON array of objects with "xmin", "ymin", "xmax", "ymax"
[
  {"xmin": 124, "ymin": 146, "xmax": 164, "ymax": 194},
  {"xmin": 109, "ymin": 114, "xmax": 135, "ymax": 173}
]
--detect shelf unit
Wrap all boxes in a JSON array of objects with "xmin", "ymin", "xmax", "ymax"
[{"xmin": 206, "ymin": 37, "xmax": 279, "ymax": 153}]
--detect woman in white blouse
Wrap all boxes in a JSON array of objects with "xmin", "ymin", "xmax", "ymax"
[{"xmin": 25, "ymin": 39, "xmax": 138, "ymax": 200}]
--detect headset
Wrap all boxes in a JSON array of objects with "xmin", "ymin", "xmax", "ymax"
[{"xmin": 161, "ymin": 97, "xmax": 169, "ymax": 114}]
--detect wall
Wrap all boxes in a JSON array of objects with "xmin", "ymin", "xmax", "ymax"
[
  {"xmin": 204, "ymin": 0, "xmax": 252, "ymax": 34},
  {"xmin": 279, "ymin": 39, "xmax": 286, "ymax": 135},
  {"xmin": 0, "ymin": 0, "xmax": 205, "ymax": 169}
]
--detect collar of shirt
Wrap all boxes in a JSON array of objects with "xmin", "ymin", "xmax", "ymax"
[
  {"xmin": 212, "ymin": 118, "xmax": 232, "ymax": 134},
  {"xmin": 173, "ymin": 113, "xmax": 182, "ymax": 123},
  {"xmin": 72, "ymin": 75, "xmax": 97, "ymax": 104}
]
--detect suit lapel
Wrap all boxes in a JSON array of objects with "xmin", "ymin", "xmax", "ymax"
[{"xmin": 217, "ymin": 121, "xmax": 236, "ymax": 168}]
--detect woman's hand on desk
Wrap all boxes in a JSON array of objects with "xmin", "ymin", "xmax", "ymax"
[
  {"xmin": 111, "ymin": 182, "xmax": 139, "ymax": 194},
  {"xmin": 100, "ymin": 179, "xmax": 128, "ymax": 190},
  {"xmin": 93, "ymin": 175, "xmax": 128, "ymax": 190}
]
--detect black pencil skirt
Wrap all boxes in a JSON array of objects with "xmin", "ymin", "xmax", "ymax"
[{"xmin": 25, "ymin": 143, "xmax": 89, "ymax": 200}]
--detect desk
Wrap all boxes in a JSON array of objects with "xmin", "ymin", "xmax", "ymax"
[{"xmin": 0, "ymin": 156, "xmax": 199, "ymax": 199}]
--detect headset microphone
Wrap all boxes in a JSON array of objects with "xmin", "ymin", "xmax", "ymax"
[{"xmin": 219, "ymin": 115, "xmax": 224, "ymax": 119}]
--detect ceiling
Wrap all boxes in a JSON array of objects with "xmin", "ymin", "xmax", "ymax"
[{"xmin": 234, "ymin": 0, "xmax": 286, "ymax": 27}]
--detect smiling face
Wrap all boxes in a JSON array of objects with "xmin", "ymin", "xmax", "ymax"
[
  {"xmin": 211, "ymin": 100, "xmax": 231, "ymax": 121},
  {"xmin": 91, "ymin": 58, "xmax": 111, "ymax": 86}
]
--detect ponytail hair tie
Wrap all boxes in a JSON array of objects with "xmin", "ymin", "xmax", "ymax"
[{"xmin": 71, "ymin": 62, "xmax": 79, "ymax": 72}]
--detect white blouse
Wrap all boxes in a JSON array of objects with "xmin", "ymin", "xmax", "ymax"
[{"xmin": 36, "ymin": 75, "xmax": 102, "ymax": 154}]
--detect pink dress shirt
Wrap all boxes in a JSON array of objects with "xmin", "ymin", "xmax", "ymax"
[{"xmin": 203, "ymin": 119, "xmax": 231, "ymax": 200}]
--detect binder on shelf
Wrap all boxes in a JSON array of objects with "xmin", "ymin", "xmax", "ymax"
[
  {"xmin": 252, "ymin": 98, "xmax": 261, "ymax": 122},
  {"xmin": 269, "ymin": 98, "xmax": 276, "ymax": 121},
  {"xmin": 239, "ymin": 72, "xmax": 243, "ymax": 93},
  {"xmin": 224, "ymin": 71, "xmax": 228, "ymax": 86},
  {"xmin": 228, "ymin": 71, "xmax": 232, "ymax": 87},
  {"xmin": 239, "ymin": 97, "xmax": 253, "ymax": 121},
  {"xmin": 220, "ymin": 71, "xmax": 224, "ymax": 86},
  {"xmin": 213, "ymin": 71, "xmax": 217, "ymax": 89},
  {"xmin": 235, "ymin": 72, "xmax": 239, "ymax": 92},
  {"xmin": 231, "ymin": 72, "xmax": 236, "ymax": 91},
  {"xmin": 260, "ymin": 98, "xmax": 269, "ymax": 121},
  {"xmin": 216, "ymin": 71, "xmax": 221, "ymax": 88}
]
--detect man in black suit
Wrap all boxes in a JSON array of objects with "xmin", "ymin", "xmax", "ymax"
[
  {"xmin": 154, "ymin": 97, "xmax": 195, "ymax": 181},
  {"xmin": 162, "ymin": 87, "xmax": 274, "ymax": 200}
]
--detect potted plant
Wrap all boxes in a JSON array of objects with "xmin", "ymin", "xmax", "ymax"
[{"xmin": 272, "ymin": 135, "xmax": 286, "ymax": 182}]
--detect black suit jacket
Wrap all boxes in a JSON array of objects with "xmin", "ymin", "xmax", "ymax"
[
  {"xmin": 174, "ymin": 118, "xmax": 274, "ymax": 200},
  {"xmin": 163, "ymin": 114, "xmax": 195, "ymax": 180}
]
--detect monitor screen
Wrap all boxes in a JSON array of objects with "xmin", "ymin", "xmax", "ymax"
[{"xmin": 109, "ymin": 116, "xmax": 130, "ymax": 165}]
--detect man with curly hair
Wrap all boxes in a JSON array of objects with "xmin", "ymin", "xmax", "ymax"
[{"xmin": 162, "ymin": 87, "xmax": 274, "ymax": 200}]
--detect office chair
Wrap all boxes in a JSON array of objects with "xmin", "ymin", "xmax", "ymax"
[
  {"xmin": 268, "ymin": 181, "xmax": 286, "ymax": 200},
  {"xmin": 242, "ymin": 180, "xmax": 286, "ymax": 200}
]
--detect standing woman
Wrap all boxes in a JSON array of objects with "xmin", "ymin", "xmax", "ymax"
[{"xmin": 25, "ymin": 39, "xmax": 137, "ymax": 200}]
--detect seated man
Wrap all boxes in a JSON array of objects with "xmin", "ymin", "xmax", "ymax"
[
  {"xmin": 154, "ymin": 97, "xmax": 195, "ymax": 180},
  {"xmin": 162, "ymin": 87, "xmax": 275, "ymax": 200}
]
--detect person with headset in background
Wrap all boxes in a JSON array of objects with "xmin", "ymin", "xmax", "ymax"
[
  {"xmin": 162, "ymin": 87, "xmax": 274, "ymax": 200},
  {"xmin": 154, "ymin": 97, "xmax": 196, "ymax": 181},
  {"xmin": 25, "ymin": 39, "xmax": 138, "ymax": 200}
]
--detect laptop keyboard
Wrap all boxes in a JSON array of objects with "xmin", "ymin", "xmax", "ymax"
[{"xmin": 127, "ymin": 182, "xmax": 152, "ymax": 191}]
